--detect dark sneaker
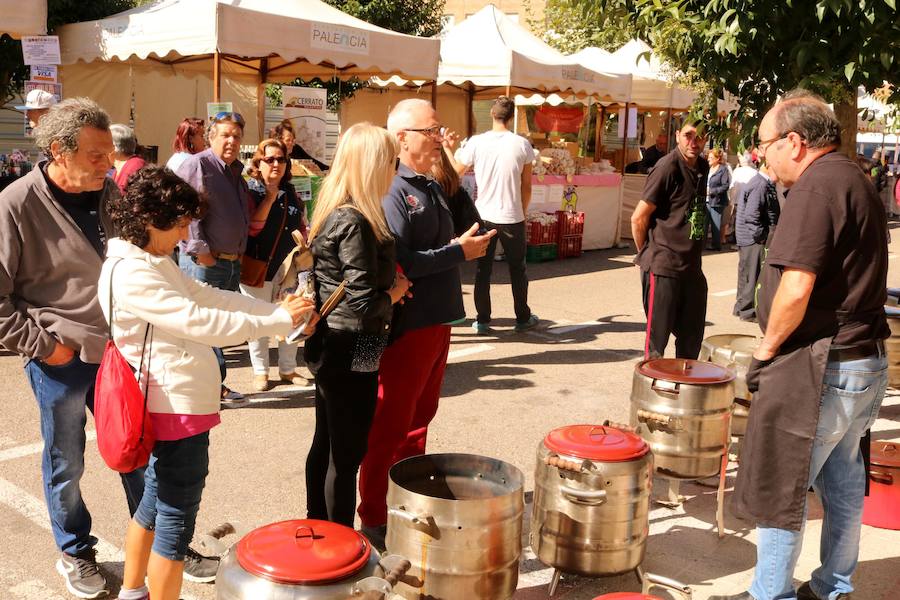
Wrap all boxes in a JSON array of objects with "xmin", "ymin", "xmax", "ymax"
[
  {"xmin": 471, "ymin": 321, "xmax": 492, "ymax": 335},
  {"xmin": 183, "ymin": 547, "xmax": 219, "ymax": 583},
  {"xmin": 220, "ymin": 386, "xmax": 248, "ymax": 408},
  {"xmin": 360, "ymin": 524, "xmax": 387, "ymax": 552},
  {"xmin": 514, "ymin": 314, "xmax": 540, "ymax": 332},
  {"xmin": 56, "ymin": 549, "xmax": 109, "ymax": 599}
]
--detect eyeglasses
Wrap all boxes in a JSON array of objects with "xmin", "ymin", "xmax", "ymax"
[
  {"xmin": 261, "ymin": 156, "xmax": 288, "ymax": 165},
  {"xmin": 213, "ymin": 111, "xmax": 245, "ymax": 127},
  {"xmin": 758, "ymin": 132, "xmax": 790, "ymax": 153},
  {"xmin": 404, "ymin": 125, "xmax": 444, "ymax": 139}
]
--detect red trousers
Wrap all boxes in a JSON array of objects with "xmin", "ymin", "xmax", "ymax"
[{"xmin": 357, "ymin": 324, "xmax": 451, "ymax": 526}]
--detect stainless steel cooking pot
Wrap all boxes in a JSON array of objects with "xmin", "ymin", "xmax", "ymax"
[
  {"xmin": 699, "ymin": 334, "xmax": 759, "ymax": 436},
  {"xmin": 630, "ymin": 359, "xmax": 734, "ymax": 480},
  {"xmin": 216, "ymin": 519, "xmax": 409, "ymax": 600},
  {"xmin": 531, "ymin": 424, "xmax": 652, "ymax": 585},
  {"xmin": 385, "ymin": 453, "xmax": 524, "ymax": 600}
]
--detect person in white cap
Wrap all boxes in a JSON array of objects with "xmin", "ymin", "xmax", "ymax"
[{"xmin": 15, "ymin": 89, "xmax": 58, "ymax": 130}]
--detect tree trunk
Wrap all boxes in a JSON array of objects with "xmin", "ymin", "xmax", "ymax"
[{"xmin": 832, "ymin": 93, "xmax": 857, "ymax": 159}]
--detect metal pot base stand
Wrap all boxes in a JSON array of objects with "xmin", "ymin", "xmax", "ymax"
[{"xmin": 547, "ymin": 566, "xmax": 693, "ymax": 598}]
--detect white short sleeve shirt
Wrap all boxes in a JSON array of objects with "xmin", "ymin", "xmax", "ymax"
[{"xmin": 455, "ymin": 131, "xmax": 537, "ymax": 224}]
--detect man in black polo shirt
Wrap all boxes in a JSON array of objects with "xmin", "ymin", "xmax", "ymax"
[
  {"xmin": 717, "ymin": 91, "xmax": 889, "ymax": 600},
  {"xmin": 631, "ymin": 121, "xmax": 709, "ymax": 359}
]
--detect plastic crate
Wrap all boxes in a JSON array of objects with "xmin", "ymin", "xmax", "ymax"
[
  {"xmin": 526, "ymin": 243, "xmax": 558, "ymax": 263},
  {"xmin": 558, "ymin": 234, "xmax": 583, "ymax": 259},
  {"xmin": 556, "ymin": 210, "xmax": 585, "ymax": 237},
  {"xmin": 527, "ymin": 213, "xmax": 559, "ymax": 245}
]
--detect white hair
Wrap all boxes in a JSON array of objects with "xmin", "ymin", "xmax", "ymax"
[
  {"xmin": 386, "ymin": 99, "xmax": 434, "ymax": 134},
  {"xmin": 738, "ymin": 151, "xmax": 753, "ymax": 167}
]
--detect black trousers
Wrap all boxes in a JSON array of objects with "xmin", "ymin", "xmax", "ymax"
[
  {"xmin": 641, "ymin": 270, "xmax": 708, "ymax": 359},
  {"xmin": 305, "ymin": 330, "xmax": 378, "ymax": 527},
  {"xmin": 475, "ymin": 220, "xmax": 531, "ymax": 324},
  {"xmin": 734, "ymin": 243, "xmax": 764, "ymax": 320}
]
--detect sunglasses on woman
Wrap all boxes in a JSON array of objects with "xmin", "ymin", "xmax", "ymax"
[{"xmin": 261, "ymin": 156, "xmax": 288, "ymax": 165}]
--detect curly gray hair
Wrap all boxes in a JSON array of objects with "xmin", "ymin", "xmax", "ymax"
[{"xmin": 33, "ymin": 97, "xmax": 110, "ymax": 159}]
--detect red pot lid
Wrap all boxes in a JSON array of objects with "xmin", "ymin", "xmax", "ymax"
[
  {"xmin": 545, "ymin": 424, "xmax": 649, "ymax": 462},
  {"xmin": 871, "ymin": 441, "xmax": 900, "ymax": 468},
  {"xmin": 236, "ymin": 519, "xmax": 371, "ymax": 585},
  {"xmin": 593, "ymin": 594, "xmax": 662, "ymax": 600},
  {"xmin": 637, "ymin": 358, "xmax": 734, "ymax": 384}
]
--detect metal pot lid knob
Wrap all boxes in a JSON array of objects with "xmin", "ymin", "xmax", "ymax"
[
  {"xmin": 544, "ymin": 424, "xmax": 650, "ymax": 462},
  {"xmin": 236, "ymin": 518, "xmax": 372, "ymax": 585}
]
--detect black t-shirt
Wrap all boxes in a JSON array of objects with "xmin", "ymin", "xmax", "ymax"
[
  {"xmin": 41, "ymin": 163, "xmax": 105, "ymax": 257},
  {"xmin": 761, "ymin": 151, "xmax": 889, "ymax": 347},
  {"xmin": 635, "ymin": 149, "xmax": 709, "ymax": 277}
]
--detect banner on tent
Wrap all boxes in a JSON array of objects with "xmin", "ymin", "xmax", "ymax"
[
  {"xmin": 310, "ymin": 23, "xmax": 370, "ymax": 56},
  {"xmin": 282, "ymin": 86, "xmax": 328, "ymax": 164}
]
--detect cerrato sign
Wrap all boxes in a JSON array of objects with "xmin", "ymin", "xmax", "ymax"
[{"xmin": 310, "ymin": 23, "xmax": 370, "ymax": 56}]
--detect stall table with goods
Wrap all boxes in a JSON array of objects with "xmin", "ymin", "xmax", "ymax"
[{"xmin": 530, "ymin": 148, "xmax": 622, "ymax": 250}]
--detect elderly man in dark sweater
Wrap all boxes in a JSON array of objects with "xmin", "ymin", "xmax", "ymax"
[
  {"xmin": 733, "ymin": 164, "xmax": 781, "ymax": 321},
  {"xmin": 356, "ymin": 99, "xmax": 496, "ymax": 548}
]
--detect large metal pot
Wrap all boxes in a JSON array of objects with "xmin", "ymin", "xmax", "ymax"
[
  {"xmin": 531, "ymin": 424, "xmax": 652, "ymax": 583},
  {"xmin": 630, "ymin": 359, "xmax": 734, "ymax": 480},
  {"xmin": 216, "ymin": 519, "xmax": 410, "ymax": 600},
  {"xmin": 385, "ymin": 453, "xmax": 524, "ymax": 600},
  {"xmin": 699, "ymin": 334, "xmax": 759, "ymax": 436}
]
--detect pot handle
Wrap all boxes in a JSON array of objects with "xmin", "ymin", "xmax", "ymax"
[
  {"xmin": 651, "ymin": 379, "xmax": 680, "ymax": 395},
  {"xmin": 349, "ymin": 576, "xmax": 393, "ymax": 599},
  {"xmin": 377, "ymin": 554, "xmax": 412, "ymax": 587},
  {"xmin": 870, "ymin": 470, "xmax": 893, "ymax": 485},
  {"xmin": 559, "ymin": 484, "xmax": 607, "ymax": 505},
  {"xmin": 637, "ymin": 409, "xmax": 681, "ymax": 431},
  {"xmin": 602, "ymin": 419, "xmax": 638, "ymax": 433},
  {"xmin": 642, "ymin": 571, "xmax": 693, "ymax": 599},
  {"xmin": 388, "ymin": 507, "xmax": 434, "ymax": 533}
]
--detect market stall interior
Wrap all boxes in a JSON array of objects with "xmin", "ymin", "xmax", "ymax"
[{"xmin": 55, "ymin": 0, "xmax": 441, "ymax": 165}]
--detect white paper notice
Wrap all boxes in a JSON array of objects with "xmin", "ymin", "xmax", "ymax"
[
  {"xmin": 21, "ymin": 36, "xmax": 61, "ymax": 66},
  {"xmin": 616, "ymin": 107, "xmax": 638, "ymax": 139},
  {"xmin": 282, "ymin": 86, "xmax": 329, "ymax": 165},
  {"xmin": 530, "ymin": 185, "xmax": 549, "ymax": 210},
  {"xmin": 547, "ymin": 184, "xmax": 565, "ymax": 205},
  {"xmin": 30, "ymin": 65, "xmax": 57, "ymax": 82}
]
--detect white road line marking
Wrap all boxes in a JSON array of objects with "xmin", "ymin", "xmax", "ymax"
[
  {"xmin": 546, "ymin": 321, "xmax": 599, "ymax": 335},
  {"xmin": 0, "ymin": 477, "xmax": 201, "ymax": 600},
  {"xmin": 712, "ymin": 288, "xmax": 737, "ymax": 297},
  {"xmin": 0, "ymin": 431, "xmax": 96, "ymax": 463},
  {"xmin": 448, "ymin": 344, "xmax": 494, "ymax": 361}
]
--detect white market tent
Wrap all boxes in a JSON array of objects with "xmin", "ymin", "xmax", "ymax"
[
  {"xmin": 0, "ymin": 0, "xmax": 47, "ymax": 38},
  {"xmin": 570, "ymin": 41, "xmax": 695, "ymax": 109},
  {"xmin": 55, "ymin": 0, "xmax": 440, "ymax": 160},
  {"xmin": 439, "ymin": 6, "xmax": 631, "ymax": 104}
]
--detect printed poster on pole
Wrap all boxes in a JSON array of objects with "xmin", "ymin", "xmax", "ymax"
[{"xmin": 282, "ymin": 86, "xmax": 328, "ymax": 165}]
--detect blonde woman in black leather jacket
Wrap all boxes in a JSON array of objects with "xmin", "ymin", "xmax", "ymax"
[{"xmin": 303, "ymin": 123, "xmax": 411, "ymax": 526}]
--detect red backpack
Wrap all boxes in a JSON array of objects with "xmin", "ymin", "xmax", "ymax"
[{"xmin": 94, "ymin": 260, "xmax": 155, "ymax": 473}]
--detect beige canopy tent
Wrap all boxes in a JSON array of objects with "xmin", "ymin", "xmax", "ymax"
[
  {"xmin": 0, "ymin": 0, "xmax": 47, "ymax": 38},
  {"xmin": 56, "ymin": 0, "xmax": 440, "ymax": 161}
]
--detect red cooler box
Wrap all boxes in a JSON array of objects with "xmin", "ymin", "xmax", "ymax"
[{"xmin": 863, "ymin": 441, "xmax": 900, "ymax": 530}]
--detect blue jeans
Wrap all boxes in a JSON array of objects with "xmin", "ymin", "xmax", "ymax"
[
  {"xmin": 134, "ymin": 432, "xmax": 210, "ymax": 561},
  {"xmin": 749, "ymin": 351, "xmax": 888, "ymax": 600},
  {"xmin": 179, "ymin": 254, "xmax": 241, "ymax": 383},
  {"xmin": 706, "ymin": 204, "xmax": 725, "ymax": 250},
  {"xmin": 25, "ymin": 356, "xmax": 146, "ymax": 555}
]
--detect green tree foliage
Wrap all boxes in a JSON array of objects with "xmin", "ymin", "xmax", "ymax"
[
  {"xmin": 1, "ymin": 0, "xmax": 144, "ymax": 109},
  {"xmin": 526, "ymin": 0, "xmax": 637, "ymax": 54},
  {"xmin": 267, "ymin": 0, "xmax": 446, "ymax": 112},
  {"xmin": 576, "ymin": 0, "xmax": 900, "ymax": 154}
]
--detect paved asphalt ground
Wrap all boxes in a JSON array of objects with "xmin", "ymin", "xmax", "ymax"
[{"xmin": 2, "ymin": 232, "xmax": 899, "ymax": 600}]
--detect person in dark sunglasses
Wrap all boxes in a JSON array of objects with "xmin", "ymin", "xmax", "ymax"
[{"xmin": 239, "ymin": 139, "xmax": 312, "ymax": 391}]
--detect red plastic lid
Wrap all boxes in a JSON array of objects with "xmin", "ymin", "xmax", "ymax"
[
  {"xmin": 545, "ymin": 424, "xmax": 649, "ymax": 462},
  {"xmin": 637, "ymin": 358, "xmax": 734, "ymax": 384},
  {"xmin": 871, "ymin": 441, "xmax": 900, "ymax": 468},
  {"xmin": 593, "ymin": 594, "xmax": 662, "ymax": 600},
  {"xmin": 236, "ymin": 519, "xmax": 371, "ymax": 584}
]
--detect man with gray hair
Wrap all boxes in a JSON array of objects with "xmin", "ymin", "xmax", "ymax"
[
  {"xmin": 357, "ymin": 99, "xmax": 496, "ymax": 548},
  {"xmin": 0, "ymin": 97, "xmax": 145, "ymax": 599},
  {"xmin": 716, "ymin": 90, "xmax": 889, "ymax": 600}
]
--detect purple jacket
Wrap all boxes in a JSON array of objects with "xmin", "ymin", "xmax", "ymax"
[{"xmin": 175, "ymin": 148, "xmax": 250, "ymax": 256}]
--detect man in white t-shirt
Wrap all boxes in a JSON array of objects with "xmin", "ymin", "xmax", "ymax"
[{"xmin": 452, "ymin": 96, "xmax": 539, "ymax": 333}]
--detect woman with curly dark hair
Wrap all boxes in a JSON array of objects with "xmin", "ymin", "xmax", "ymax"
[
  {"xmin": 99, "ymin": 165, "xmax": 317, "ymax": 600},
  {"xmin": 239, "ymin": 138, "xmax": 311, "ymax": 391}
]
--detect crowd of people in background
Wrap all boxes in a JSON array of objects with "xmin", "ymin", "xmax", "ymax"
[{"xmin": 0, "ymin": 88, "xmax": 895, "ymax": 600}]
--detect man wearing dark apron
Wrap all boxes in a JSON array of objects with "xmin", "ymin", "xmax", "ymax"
[{"xmin": 714, "ymin": 91, "xmax": 889, "ymax": 600}]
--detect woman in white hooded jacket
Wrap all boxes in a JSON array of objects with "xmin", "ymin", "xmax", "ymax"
[{"xmin": 99, "ymin": 165, "xmax": 316, "ymax": 600}]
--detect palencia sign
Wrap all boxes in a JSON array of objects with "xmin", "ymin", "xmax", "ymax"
[{"xmin": 310, "ymin": 23, "xmax": 370, "ymax": 56}]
